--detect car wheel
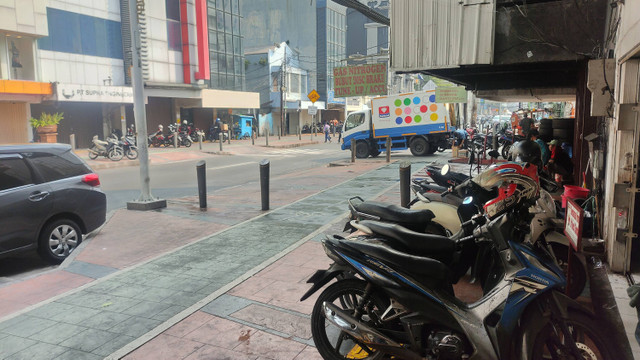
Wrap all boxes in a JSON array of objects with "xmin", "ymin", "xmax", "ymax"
[
  {"xmin": 355, "ymin": 141, "xmax": 369, "ymax": 158},
  {"xmin": 38, "ymin": 219, "xmax": 82, "ymax": 264},
  {"xmin": 409, "ymin": 137, "xmax": 429, "ymax": 156}
]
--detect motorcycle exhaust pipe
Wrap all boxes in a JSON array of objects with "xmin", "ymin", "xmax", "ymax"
[{"xmin": 322, "ymin": 302, "xmax": 422, "ymax": 360}]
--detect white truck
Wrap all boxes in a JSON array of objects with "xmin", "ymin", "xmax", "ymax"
[{"xmin": 341, "ymin": 90, "xmax": 453, "ymax": 158}]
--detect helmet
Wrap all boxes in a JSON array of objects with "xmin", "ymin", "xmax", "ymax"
[
  {"xmin": 473, "ymin": 162, "xmax": 540, "ymax": 218},
  {"xmin": 183, "ymin": 120, "xmax": 187, "ymax": 125},
  {"xmin": 158, "ymin": 125, "xmax": 163, "ymax": 129},
  {"xmin": 508, "ymin": 140, "xmax": 542, "ymax": 169}
]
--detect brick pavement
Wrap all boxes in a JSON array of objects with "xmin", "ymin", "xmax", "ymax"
[{"xmin": 1, "ymin": 140, "xmax": 457, "ymax": 359}]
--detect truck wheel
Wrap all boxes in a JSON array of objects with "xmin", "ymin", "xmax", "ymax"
[
  {"xmin": 410, "ymin": 138, "xmax": 429, "ymax": 156},
  {"xmin": 355, "ymin": 141, "xmax": 369, "ymax": 158}
]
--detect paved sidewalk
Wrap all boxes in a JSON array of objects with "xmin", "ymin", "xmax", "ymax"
[{"xmin": 0, "ymin": 141, "xmax": 442, "ymax": 359}]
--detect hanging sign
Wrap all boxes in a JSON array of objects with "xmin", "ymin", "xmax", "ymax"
[
  {"xmin": 564, "ymin": 198, "xmax": 584, "ymax": 251},
  {"xmin": 333, "ymin": 64, "xmax": 388, "ymax": 97}
]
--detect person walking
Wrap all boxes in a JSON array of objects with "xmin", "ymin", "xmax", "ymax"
[{"xmin": 323, "ymin": 122, "xmax": 331, "ymax": 143}]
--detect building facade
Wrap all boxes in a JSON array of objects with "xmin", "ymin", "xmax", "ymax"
[
  {"xmin": 0, "ymin": 0, "xmax": 53, "ymax": 144},
  {"xmin": 10, "ymin": 0, "xmax": 258, "ymax": 148},
  {"xmin": 245, "ymin": 42, "xmax": 324, "ymax": 136},
  {"xmin": 242, "ymin": 0, "xmax": 345, "ymax": 122}
]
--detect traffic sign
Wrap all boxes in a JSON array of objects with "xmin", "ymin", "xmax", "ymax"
[
  {"xmin": 308, "ymin": 106, "xmax": 317, "ymax": 115},
  {"xmin": 307, "ymin": 89, "xmax": 320, "ymax": 103}
]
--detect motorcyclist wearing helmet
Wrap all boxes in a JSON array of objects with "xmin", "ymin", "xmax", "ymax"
[
  {"xmin": 529, "ymin": 129, "xmax": 549, "ymax": 165},
  {"xmin": 154, "ymin": 124, "xmax": 164, "ymax": 137},
  {"xmin": 179, "ymin": 120, "xmax": 189, "ymax": 134},
  {"xmin": 508, "ymin": 138, "xmax": 543, "ymax": 170}
]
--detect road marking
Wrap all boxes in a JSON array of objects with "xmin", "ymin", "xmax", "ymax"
[{"xmin": 206, "ymin": 161, "xmax": 257, "ymax": 171}]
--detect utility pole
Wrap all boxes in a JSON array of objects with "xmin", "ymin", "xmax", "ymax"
[
  {"xmin": 280, "ymin": 46, "xmax": 287, "ymax": 139},
  {"xmin": 126, "ymin": 0, "xmax": 165, "ymax": 210}
]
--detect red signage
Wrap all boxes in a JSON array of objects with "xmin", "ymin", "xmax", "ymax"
[{"xmin": 564, "ymin": 198, "xmax": 584, "ymax": 251}]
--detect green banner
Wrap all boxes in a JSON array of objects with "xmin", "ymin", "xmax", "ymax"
[
  {"xmin": 435, "ymin": 87, "xmax": 467, "ymax": 103},
  {"xmin": 333, "ymin": 64, "xmax": 388, "ymax": 98}
]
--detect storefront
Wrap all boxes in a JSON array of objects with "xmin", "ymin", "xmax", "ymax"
[
  {"xmin": 0, "ymin": 80, "xmax": 53, "ymax": 144},
  {"xmin": 31, "ymin": 83, "xmax": 134, "ymax": 149}
]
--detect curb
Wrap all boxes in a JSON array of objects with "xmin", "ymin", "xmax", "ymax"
[{"xmin": 87, "ymin": 159, "xmax": 140, "ymax": 170}]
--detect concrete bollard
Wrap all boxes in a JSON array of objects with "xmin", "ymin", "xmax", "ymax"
[
  {"xmin": 219, "ymin": 133, "xmax": 223, "ymax": 151},
  {"xmin": 260, "ymin": 159, "xmax": 270, "ymax": 210},
  {"xmin": 173, "ymin": 131, "xmax": 178, "ymax": 148},
  {"xmin": 350, "ymin": 139, "xmax": 356, "ymax": 163},
  {"xmin": 196, "ymin": 160, "xmax": 206, "ymax": 210},
  {"xmin": 227, "ymin": 130, "xmax": 231, "ymax": 145},
  {"xmin": 386, "ymin": 137, "xmax": 391, "ymax": 163},
  {"xmin": 70, "ymin": 134, "xmax": 76, "ymax": 151},
  {"xmin": 399, "ymin": 161, "xmax": 411, "ymax": 208},
  {"xmin": 265, "ymin": 129, "xmax": 269, "ymax": 147},
  {"xmin": 198, "ymin": 133, "xmax": 203, "ymax": 150},
  {"xmin": 252, "ymin": 132, "xmax": 255, "ymax": 145}
]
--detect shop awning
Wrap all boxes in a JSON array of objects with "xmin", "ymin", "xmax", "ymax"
[{"xmin": 201, "ymin": 89, "xmax": 259, "ymax": 109}]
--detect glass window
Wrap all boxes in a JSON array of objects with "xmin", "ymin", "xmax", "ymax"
[
  {"xmin": 272, "ymin": 73, "xmax": 279, "ymax": 92},
  {"xmin": 216, "ymin": 0, "xmax": 223, "ymax": 9},
  {"xmin": 216, "ymin": 10, "xmax": 224, "ymax": 31},
  {"xmin": 226, "ymin": 34, "xmax": 233, "ymax": 54},
  {"xmin": 345, "ymin": 112, "xmax": 365, "ymax": 132},
  {"xmin": 218, "ymin": 53, "xmax": 227, "ymax": 71},
  {"xmin": 227, "ymin": 54, "xmax": 234, "ymax": 73},
  {"xmin": 167, "ymin": 21, "xmax": 182, "ymax": 51},
  {"xmin": 208, "ymin": 14, "xmax": 216, "ymax": 30},
  {"xmin": 209, "ymin": 33, "xmax": 217, "ymax": 50},
  {"xmin": 166, "ymin": 0, "xmax": 180, "ymax": 21},
  {"xmin": 233, "ymin": 35, "xmax": 241, "ymax": 54},
  {"xmin": 210, "ymin": 52, "xmax": 218, "ymax": 71},
  {"xmin": 26, "ymin": 151, "xmax": 89, "ymax": 182},
  {"xmin": 232, "ymin": 0, "xmax": 239, "ymax": 14},
  {"xmin": 225, "ymin": 13, "xmax": 232, "ymax": 32},
  {"xmin": 233, "ymin": 15, "xmax": 240, "ymax": 34},
  {"xmin": 218, "ymin": 32, "xmax": 225, "ymax": 52},
  {"xmin": 234, "ymin": 57, "xmax": 242, "ymax": 75},
  {"xmin": 290, "ymin": 73, "xmax": 300, "ymax": 93},
  {"xmin": 0, "ymin": 157, "xmax": 33, "ymax": 191},
  {"xmin": 224, "ymin": 0, "xmax": 231, "ymax": 12}
]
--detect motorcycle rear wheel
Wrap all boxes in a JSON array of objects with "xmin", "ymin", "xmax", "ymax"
[
  {"xmin": 125, "ymin": 146, "xmax": 138, "ymax": 160},
  {"xmin": 530, "ymin": 310, "xmax": 613, "ymax": 360},
  {"xmin": 311, "ymin": 279, "xmax": 388, "ymax": 360},
  {"xmin": 88, "ymin": 146, "xmax": 99, "ymax": 160},
  {"xmin": 183, "ymin": 138, "xmax": 192, "ymax": 147}
]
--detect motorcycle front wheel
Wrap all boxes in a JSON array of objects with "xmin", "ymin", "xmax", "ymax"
[
  {"xmin": 108, "ymin": 147, "xmax": 124, "ymax": 161},
  {"xmin": 311, "ymin": 279, "xmax": 388, "ymax": 360},
  {"xmin": 125, "ymin": 146, "xmax": 138, "ymax": 160},
  {"xmin": 183, "ymin": 138, "xmax": 192, "ymax": 147},
  {"xmin": 530, "ymin": 310, "xmax": 613, "ymax": 360},
  {"xmin": 88, "ymin": 146, "xmax": 99, "ymax": 160},
  {"xmin": 501, "ymin": 143, "xmax": 512, "ymax": 160}
]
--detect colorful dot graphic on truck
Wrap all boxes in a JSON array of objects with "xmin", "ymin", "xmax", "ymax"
[
  {"xmin": 386, "ymin": 92, "xmax": 441, "ymax": 124},
  {"xmin": 395, "ymin": 108, "xmax": 403, "ymax": 116},
  {"xmin": 405, "ymin": 116, "xmax": 412, "ymax": 123},
  {"xmin": 415, "ymin": 115, "xmax": 422, "ymax": 123},
  {"xmin": 395, "ymin": 99, "xmax": 402, "ymax": 107},
  {"xmin": 404, "ymin": 98, "xmax": 411, "ymax": 106},
  {"xmin": 396, "ymin": 117, "xmax": 403, "ymax": 124}
]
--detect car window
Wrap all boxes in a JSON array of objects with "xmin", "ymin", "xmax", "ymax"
[
  {"xmin": 23, "ymin": 151, "xmax": 91, "ymax": 182},
  {"xmin": 0, "ymin": 157, "xmax": 34, "ymax": 191},
  {"xmin": 345, "ymin": 113, "xmax": 365, "ymax": 132}
]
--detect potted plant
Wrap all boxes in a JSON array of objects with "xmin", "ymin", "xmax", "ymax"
[{"xmin": 30, "ymin": 112, "xmax": 63, "ymax": 143}]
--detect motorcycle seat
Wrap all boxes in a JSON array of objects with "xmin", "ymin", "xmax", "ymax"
[
  {"xmin": 358, "ymin": 220, "xmax": 455, "ymax": 255},
  {"xmin": 353, "ymin": 201, "xmax": 435, "ymax": 224},
  {"xmin": 341, "ymin": 238, "xmax": 451, "ymax": 285},
  {"xmin": 94, "ymin": 139, "xmax": 109, "ymax": 146}
]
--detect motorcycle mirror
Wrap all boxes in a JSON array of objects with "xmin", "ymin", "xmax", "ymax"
[{"xmin": 440, "ymin": 164, "xmax": 450, "ymax": 176}]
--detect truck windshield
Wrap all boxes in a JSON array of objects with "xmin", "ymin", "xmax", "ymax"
[{"xmin": 345, "ymin": 113, "xmax": 365, "ymax": 131}]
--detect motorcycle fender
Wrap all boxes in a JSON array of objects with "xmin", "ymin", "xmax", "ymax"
[
  {"xmin": 517, "ymin": 291, "xmax": 594, "ymax": 360},
  {"xmin": 300, "ymin": 263, "xmax": 351, "ymax": 302}
]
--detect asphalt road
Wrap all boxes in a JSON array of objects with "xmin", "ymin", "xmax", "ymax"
[{"xmin": 98, "ymin": 142, "xmax": 348, "ymax": 212}]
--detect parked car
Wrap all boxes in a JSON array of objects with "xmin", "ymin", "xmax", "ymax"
[{"xmin": 0, "ymin": 144, "xmax": 106, "ymax": 263}]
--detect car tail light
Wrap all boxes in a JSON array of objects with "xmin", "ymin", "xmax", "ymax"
[{"xmin": 82, "ymin": 173, "xmax": 100, "ymax": 186}]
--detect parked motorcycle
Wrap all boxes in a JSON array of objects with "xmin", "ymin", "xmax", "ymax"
[
  {"xmin": 302, "ymin": 162, "xmax": 612, "ymax": 360},
  {"xmin": 347, "ymin": 163, "xmax": 586, "ymax": 299},
  {"xmin": 120, "ymin": 135, "xmax": 138, "ymax": 159},
  {"xmin": 88, "ymin": 134, "xmax": 123, "ymax": 161}
]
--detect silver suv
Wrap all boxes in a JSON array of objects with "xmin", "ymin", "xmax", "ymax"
[{"xmin": 0, "ymin": 144, "xmax": 106, "ymax": 263}]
